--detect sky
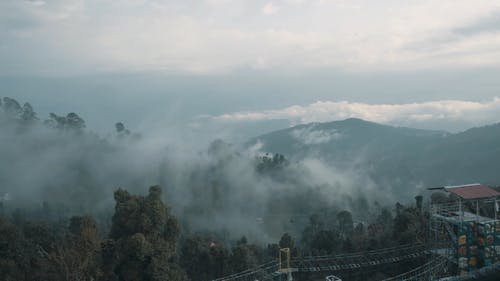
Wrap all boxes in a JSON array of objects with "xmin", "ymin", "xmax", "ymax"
[{"xmin": 1, "ymin": 0, "xmax": 500, "ymax": 136}]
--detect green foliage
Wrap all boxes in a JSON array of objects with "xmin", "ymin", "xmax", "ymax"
[
  {"xmin": 310, "ymin": 230, "xmax": 341, "ymax": 255},
  {"xmin": 21, "ymin": 103, "xmax": 37, "ymax": 121},
  {"xmin": 0, "ymin": 187, "xmax": 431, "ymax": 281},
  {"xmin": 337, "ymin": 210, "xmax": 354, "ymax": 238},
  {"xmin": 0, "ymin": 218, "xmax": 26, "ymax": 281},
  {"xmin": 430, "ymin": 192, "xmax": 449, "ymax": 204},
  {"xmin": 392, "ymin": 202, "xmax": 424, "ymax": 244},
  {"xmin": 2, "ymin": 97, "xmax": 22, "ymax": 117},
  {"xmin": 278, "ymin": 233, "xmax": 299, "ymax": 257},
  {"xmin": 229, "ymin": 240, "xmax": 262, "ymax": 273},
  {"xmin": 0, "ymin": 215, "xmax": 101, "ymax": 281},
  {"xmin": 0, "ymin": 186, "xmax": 190, "ymax": 281},
  {"xmin": 256, "ymin": 153, "xmax": 289, "ymax": 174},
  {"xmin": 44, "ymin": 216, "xmax": 101, "ymax": 281},
  {"xmin": 104, "ymin": 186, "xmax": 187, "ymax": 281},
  {"xmin": 45, "ymin": 112, "xmax": 86, "ymax": 131},
  {"xmin": 180, "ymin": 235, "xmax": 230, "ymax": 280}
]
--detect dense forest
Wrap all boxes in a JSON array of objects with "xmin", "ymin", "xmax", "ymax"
[
  {"xmin": 1, "ymin": 184, "xmax": 432, "ymax": 281},
  {"xmin": 0, "ymin": 97, "xmax": 497, "ymax": 280}
]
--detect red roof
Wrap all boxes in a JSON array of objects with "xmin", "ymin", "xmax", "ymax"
[{"xmin": 445, "ymin": 184, "xmax": 500, "ymax": 200}]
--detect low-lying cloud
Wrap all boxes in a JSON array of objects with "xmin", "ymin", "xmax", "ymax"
[
  {"xmin": 0, "ymin": 96, "xmax": 390, "ymax": 243},
  {"xmin": 213, "ymin": 98, "xmax": 500, "ymax": 130},
  {"xmin": 291, "ymin": 126, "xmax": 343, "ymax": 145}
]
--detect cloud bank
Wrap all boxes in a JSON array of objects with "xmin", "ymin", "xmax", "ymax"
[{"xmin": 213, "ymin": 98, "xmax": 500, "ymax": 130}]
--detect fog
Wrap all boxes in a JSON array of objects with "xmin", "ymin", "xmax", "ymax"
[
  {"xmin": 0, "ymin": 96, "xmax": 397, "ymax": 243},
  {"xmin": 3, "ymin": 68, "xmax": 500, "ymax": 136}
]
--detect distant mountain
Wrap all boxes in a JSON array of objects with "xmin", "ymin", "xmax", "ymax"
[{"xmin": 248, "ymin": 118, "xmax": 500, "ymax": 189}]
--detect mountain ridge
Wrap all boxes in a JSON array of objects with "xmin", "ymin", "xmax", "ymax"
[{"xmin": 248, "ymin": 118, "xmax": 500, "ymax": 190}]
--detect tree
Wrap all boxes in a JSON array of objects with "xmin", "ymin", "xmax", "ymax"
[
  {"xmin": 210, "ymin": 243, "xmax": 230, "ymax": 277},
  {"xmin": 337, "ymin": 210, "xmax": 354, "ymax": 238},
  {"xmin": 0, "ymin": 218, "xmax": 26, "ymax": 281},
  {"xmin": 179, "ymin": 235, "xmax": 229, "ymax": 280},
  {"xmin": 21, "ymin": 103, "xmax": 37, "ymax": 121},
  {"xmin": 256, "ymin": 153, "xmax": 289, "ymax": 174},
  {"xmin": 45, "ymin": 112, "xmax": 85, "ymax": 131},
  {"xmin": 310, "ymin": 230, "xmax": 340, "ymax": 255},
  {"xmin": 301, "ymin": 214, "xmax": 325, "ymax": 253},
  {"xmin": 115, "ymin": 122, "xmax": 131, "ymax": 137},
  {"xmin": 66, "ymin": 113, "xmax": 85, "ymax": 130},
  {"xmin": 41, "ymin": 216, "xmax": 101, "ymax": 281},
  {"xmin": 229, "ymin": 243, "xmax": 260, "ymax": 273},
  {"xmin": 415, "ymin": 195, "xmax": 423, "ymax": 213},
  {"xmin": 0, "ymin": 219, "xmax": 59, "ymax": 281},
  {"xmin": 236, "ymin": 236, "xmax": 248, "ymax": 246},
  {"xmin": 103, "ymin": 186, "xmax": 187, "ymax": 281},
  {"xmin": 45, "ymin": 113, "xmax": 65, "ymax": 129},
  {"xmin": 341, "ymin": 238, "xmax": 354, "ymax": 253},
  {"xmin": 2, "ymin": 97, "xmax": 22, "ymax": 117},
  {"xmin": 226, "ymin": 236, "xmax": 264, "ymax": 273},
  {"xmin": 376, "ymin": 208, "xmax": 393, "ymax": 234},
  {"xmin": 279, "ymin": 233, "xmax": 294, "ymax": 249},
  {"xmin": 392, "ymin": 203, "xmax": 420, "ymax": 244},
  {"xmin": 431, "ymin": 192, "xmax": 448, "ymax": 204},
  {"xmin": 115, "ymin": 122, "xmax": 125, "ymax": 133}
]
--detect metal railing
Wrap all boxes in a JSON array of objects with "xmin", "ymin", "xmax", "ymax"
[{"xmin": 212, "ymin": 244, "xmax": 429, "ymax": 281}]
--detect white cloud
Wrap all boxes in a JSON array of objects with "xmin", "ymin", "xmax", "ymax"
[
  {"xmin": 262, "ymin": 2, "xmax": 279, "ymax": 15},
  {"xmin": 1, "ymin": 0, "xmax": 500, "ymax": 74},
  {"xmin": 213, "ymin": 98, "xmax": 500, "ymax": 129},
  {"xmin": 29, "ymin": 0, "xmax": 46, "ymax": 7},
  {"xmin": 291, "ymin": 126, "xmax": 343, "ymax": 145}
]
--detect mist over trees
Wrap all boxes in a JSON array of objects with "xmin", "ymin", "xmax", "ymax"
[
  {"xmin": 0, "ymin": 96, "xmax": 395, "ymax": 242},
  {"xmin": 0, "ymin": 183, "xmax": 439, "ymax": 281},
  {"xmin": 3, "ymin": 96, "xmax": 497, "ymax": 280}
]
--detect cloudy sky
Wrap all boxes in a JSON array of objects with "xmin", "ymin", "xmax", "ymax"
[{"xmin": 1, "ymin": 0, "xmax": 500, "ymax": 135}]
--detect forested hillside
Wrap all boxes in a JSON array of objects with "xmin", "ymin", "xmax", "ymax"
[
  {"xmin": 1, "ymin": 97, "xmax": 500, "ymax": 280},
  {"xmin": 250, "ymin": 118, "xmax": 500, "ymax": 193}
]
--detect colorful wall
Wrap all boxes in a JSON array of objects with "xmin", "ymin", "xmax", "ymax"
[{"xmin": 457, "ymin": 221, "xmax": 500, "ymax": 276}]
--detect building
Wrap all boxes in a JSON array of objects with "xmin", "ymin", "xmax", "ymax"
[{"xmin": 429, "ymin": 184, "xmax": 500, "ymax": 276}]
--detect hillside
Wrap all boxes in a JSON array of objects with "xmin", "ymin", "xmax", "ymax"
[{"xmin": 249, "ymin": 118, "xmax": 500, "ymax": 188}]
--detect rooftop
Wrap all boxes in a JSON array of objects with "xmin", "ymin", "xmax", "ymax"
[{"xmin": 444, "ymin": 184, "xmax": 500, "ymax": 200}]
